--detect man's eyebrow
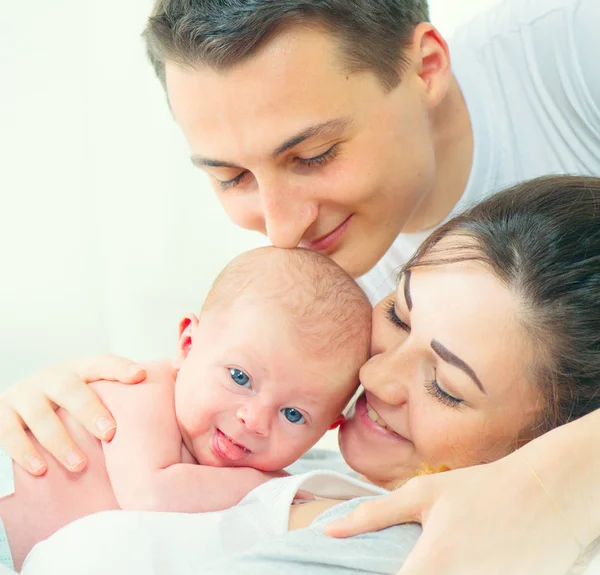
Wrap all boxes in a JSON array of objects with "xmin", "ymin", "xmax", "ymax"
[
  {"xmin": 272, "ymin": 117, "xmax": 353, "ymax": 158},
  {"xmin": 190, "ymin": 156, "xmax": 241, "ymax": 169},
  {"xmin": 430, "ymin": 340, "xmax": 487, "ymax": 395},
  {"xmin": 190, "ymin": 117, "xmax": 353, "ymax": 169}
]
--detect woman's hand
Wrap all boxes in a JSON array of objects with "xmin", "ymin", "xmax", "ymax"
[
  {"xmin": 0, "ymin": 355, "xmax": 146, "ymax": 475},
  {"xmin": 325, "ymin": 411, "xmax": 600, "ymax": 574},
  {"xmin": 325, "ymin": 458, "xmax": 581, "ymax": 574}
]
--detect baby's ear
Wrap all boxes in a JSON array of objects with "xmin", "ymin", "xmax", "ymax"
[
  {"xmin": 174, "ymin": 314, "xmax": 200, "ymax": 367},
  {"xmin": 329, "ymin": 416, "xmax": 345, "ymax": 430}
]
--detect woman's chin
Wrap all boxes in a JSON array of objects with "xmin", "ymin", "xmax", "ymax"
[{"xmin": 339, "ymin": 415, "xmax": 416, "ymax": 488}]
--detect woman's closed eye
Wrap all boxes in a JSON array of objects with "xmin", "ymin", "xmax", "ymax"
[
  {"xmin": 425, "ymin": 372, "xmax": 463, "ymax": 408},
  {"xmin": 229, "ymin": 367, "xmax": 251, "ymax": 389},
  {"xmin": 384, "ymin": 300, "xmax": 410, "ymax": 331}
]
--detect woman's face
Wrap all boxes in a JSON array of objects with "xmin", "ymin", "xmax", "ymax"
[{"xmin": 339, "ymin": 251, "xmax": 542, "ymax": 489}]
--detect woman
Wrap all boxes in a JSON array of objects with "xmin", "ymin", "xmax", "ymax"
[{"xmin": 4, "ymin": 175, "xmax": 600, "ymax": 574}]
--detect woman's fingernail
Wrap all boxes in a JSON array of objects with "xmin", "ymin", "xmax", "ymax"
[
  {"xmin": 95, "ymin": 416, "xmax": 116, "ymax": 436},
  {"xmin": 65, "ymin": 450, "xmax": 85, "ymax": 470},
  {"xmin": 27, "ymin": 455, "xmax": 45, "ymax": 473}
]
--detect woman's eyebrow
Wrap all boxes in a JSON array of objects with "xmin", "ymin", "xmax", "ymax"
[
  {"xmin": 403, "ymin": 270, "xmax": 413, "ymax": 311},
  {"xmin": 430, "ymin": 340, "xmax": 487, "ymax": 395}
]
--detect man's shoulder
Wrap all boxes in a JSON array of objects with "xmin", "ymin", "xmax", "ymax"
[{"xmin": 451, "ymin": 0, "xmax": 582, "ymax": 51}]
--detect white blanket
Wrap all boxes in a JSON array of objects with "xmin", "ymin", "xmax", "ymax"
[{"xmin": 19, "ymin": 472, "xmax": 382, "ymax": 575}]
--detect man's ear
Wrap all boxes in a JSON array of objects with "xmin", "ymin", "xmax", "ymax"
[
  {"xmin": 410, "ymin": 22, "xmax": 451, "ymax": 109},
  {"xmin": 174, "ymin": 314, "xmax": 200, "ymax": 368},
  {"xmin": 329, "ymin": 416, "xmax": 345, "ymax": 431}
]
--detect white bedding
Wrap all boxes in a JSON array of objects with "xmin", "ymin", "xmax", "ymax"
[{"xmin": 7, "ymin": 463, "xmax": 600, "ymax": 575}]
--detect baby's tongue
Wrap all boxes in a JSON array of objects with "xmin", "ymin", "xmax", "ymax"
[{"xmin": 214, "ymin": 430, "xmax": 249, "ymax": 462}]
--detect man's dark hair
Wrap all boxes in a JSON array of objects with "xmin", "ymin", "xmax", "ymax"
[{"xmin": 143, "ymin": 0, "xmax": 430, "ymax": 92}]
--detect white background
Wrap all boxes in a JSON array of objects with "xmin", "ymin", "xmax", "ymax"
[{"xmin": 0, "ymin": 0, "xmax": 502, "ymax": 388}]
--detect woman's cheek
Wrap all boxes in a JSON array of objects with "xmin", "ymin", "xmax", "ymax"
[{"xmin": 411, "ymin": 403, "xmax": 459, "ymax": 464}]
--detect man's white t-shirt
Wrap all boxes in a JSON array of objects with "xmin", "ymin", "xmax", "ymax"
[{"xmin": 359, "ymin": 0, "xmax": 600, "ymax": 304}]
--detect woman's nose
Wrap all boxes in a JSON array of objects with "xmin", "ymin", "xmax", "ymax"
[
  {"xmin": 236, "ymin": 401, "xmax": 271, "ymax": 436},
  {"xmin": 360, "ymin": 352, "xmax": 410, "ymax": 407}
]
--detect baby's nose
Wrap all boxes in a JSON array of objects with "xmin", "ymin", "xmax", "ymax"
[{"xmin": 236, "ymin": 403, "xmax": 271, "ymax": 436}]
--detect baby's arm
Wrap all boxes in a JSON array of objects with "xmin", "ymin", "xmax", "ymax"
[{"xmin": 94, "ymin": 370, "xmax": 281, "ymax": 512}]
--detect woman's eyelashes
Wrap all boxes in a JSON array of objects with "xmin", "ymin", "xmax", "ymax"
[
  {"xmin": 229, "ymin": 367, "xmax": 251, "ymax": 389},
  {"xmin": 384, "ymin": 300, "xmax": 410, "ymax": 331},
  {"xmin": 215, "ymin": 144, "xmax": 340, "ymax": 191},
  {"xmin": 382, "ymin": 301, "xmax": 464, "ymax": 409},
  {"xmin": 425, "ymin": 374, "xmax": 463, "ymax": 408}
]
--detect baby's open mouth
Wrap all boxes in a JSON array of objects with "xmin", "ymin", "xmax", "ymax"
[{"xmin": 213, "ymin": 429, "xmax": 252, "ymax": 462}]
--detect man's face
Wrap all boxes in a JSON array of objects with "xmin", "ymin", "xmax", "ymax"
[{"xmin": 166, "ymin": 26, "xmax": 437, "ymax": 277}]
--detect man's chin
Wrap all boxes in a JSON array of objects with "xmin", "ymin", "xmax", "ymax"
[{"xmin": 329, "ymin": 245, "xmax": 383, "ymax": 279}]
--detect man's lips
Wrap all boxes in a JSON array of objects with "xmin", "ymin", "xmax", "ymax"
[
  {"xmin": 300, "ymin": 215, "xmax": 352, "ymax": 253},
  {"xmin": 212, "ymin": 429, "xmax": 252, "ymax": 462}
]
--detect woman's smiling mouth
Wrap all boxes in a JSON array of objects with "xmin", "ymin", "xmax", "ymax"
[
  {"xmin": 354, "ymin": 394, "xmax": 410, "ymax": 442},
  {"xmin": 365, "ymin": 401, "xmax": 396, "ymax": 432}
]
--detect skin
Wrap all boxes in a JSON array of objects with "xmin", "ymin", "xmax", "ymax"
[
  {"xmin": 174, "ymin": 293, "xmax": 361, "ymax": 471},
  {"xmin": 339, "ymin": 242, "xmax": 542, "ymax": 489},
  {"xmin": 165, "ymin": 23, "xmax": 473, "ymax": 278},
  {"xmin": 0, "ymin": 19, "xmax": 474, "ymax": 477}
]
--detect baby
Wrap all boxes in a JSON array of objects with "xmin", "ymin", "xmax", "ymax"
[{"xmin": 0, "ymin": 247, "xmax": 371, "ymax": 570}]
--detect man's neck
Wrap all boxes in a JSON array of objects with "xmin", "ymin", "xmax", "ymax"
[{"xmin": 403, "ymin": 75, "xmax": 474, "ymax": 233}]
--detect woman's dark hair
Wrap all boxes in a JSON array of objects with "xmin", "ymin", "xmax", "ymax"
[{"xmin": 405, "ymin": 175, "xmax": 600, "ymax": 437}]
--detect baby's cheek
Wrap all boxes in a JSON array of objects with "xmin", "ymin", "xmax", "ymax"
[
  {"xmin": 176, "ymin": 393, "xmax": 214, "ymax": 437},
  {"xmin": 269, "ymin": 433, "xmax": 316, "ymax": 469}
]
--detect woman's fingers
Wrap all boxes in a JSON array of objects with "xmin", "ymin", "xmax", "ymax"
[{"xmin": 323, "ymin": 478, "xmax": 428, "ymax": 538}]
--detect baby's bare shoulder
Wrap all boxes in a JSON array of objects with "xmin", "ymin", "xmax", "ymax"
[{"xmin": 89, "ymin": 360, "xmax": 176, "ymax": 413}]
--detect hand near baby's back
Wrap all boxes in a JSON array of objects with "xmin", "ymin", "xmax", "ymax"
[
  {"xmin": 90, "ymin": 360, "xmax": 285, "ymax": 513},
  {"xmin": 0, "ymin": 356, "xmax": 281, "ymax": 512},
  {"xmin": 0, "ymin": 354, "xmax": 146, "ymax": 474}
]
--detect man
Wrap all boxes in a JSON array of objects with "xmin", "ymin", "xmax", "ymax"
[
  {"xmin": 143, "ymin": 0, "xmax": 599, "ymax": 303},
  {"xmin": 1, "ymin": 1, "xmax": 599, "ymax": 573}
]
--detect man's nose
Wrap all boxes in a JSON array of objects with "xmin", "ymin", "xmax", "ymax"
[
  {"xmin": 236, "ymin": 400, "xmax": 271, "ymax": 437},
  {"xmin": 260, "ymin": 182, "xmax": 319, "ymax": 248}
]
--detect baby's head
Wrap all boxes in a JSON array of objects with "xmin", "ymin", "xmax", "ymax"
[{"xmin": 173, "ymin": 247, "xmax": 372, "ymax": 471}]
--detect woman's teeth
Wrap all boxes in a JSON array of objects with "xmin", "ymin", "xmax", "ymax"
[{"xmin": 366, "ymin": 402, "xmax": 394, "ymax": 432}]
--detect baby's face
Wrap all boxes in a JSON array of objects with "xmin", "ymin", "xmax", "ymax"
[{"xmin": 174, "ymin": 294, "xmax": 362, "ymax": 471}]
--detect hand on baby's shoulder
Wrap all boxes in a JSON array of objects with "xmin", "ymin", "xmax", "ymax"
[{"xmin": 89, "ymin": 360, "xmax": 176, "ymax": 394}]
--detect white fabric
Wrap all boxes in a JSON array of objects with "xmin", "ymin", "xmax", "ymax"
[
  {"xmin": 359, "ymin": 0, "xmax": 600, "ymax": 304},
  {"xmin": 19, "ymin": 471, "xmax": 385, "ymax": 575},
  {"xmin": 13, "ymin": 467, "xmax": 600, "ymax": 575}
]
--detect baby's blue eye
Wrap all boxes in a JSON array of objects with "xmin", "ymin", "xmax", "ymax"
[
  {"xmin": 229, "ymin": 368, "xmax": 250, "ymax": 388},
  {"xmin": 281, "ymin": 407, "xmax": 305, "ymax": 425}
]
